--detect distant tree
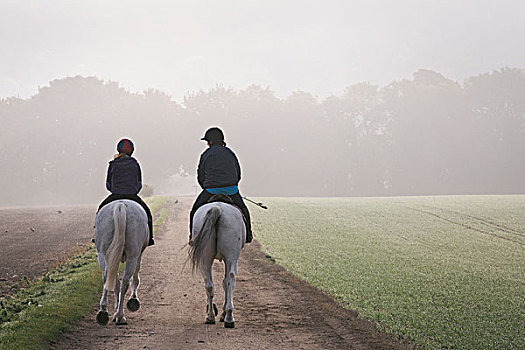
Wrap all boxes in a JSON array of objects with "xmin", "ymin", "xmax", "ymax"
[
  {"xmin": 464, "ymin": 68, "xmax": 525, "ymax": 193},
  {"xmin": 1, "ymin": 69, "xmax": 524, "ymax": 205},
  {"xmin": 386, "ymin": 70, "xmax": 468, "ymax": 194}
]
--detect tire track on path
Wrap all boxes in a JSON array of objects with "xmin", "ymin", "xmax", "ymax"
[{"xmin": 406, "ymin": 206, "xmax": 525, "ymax": 246}]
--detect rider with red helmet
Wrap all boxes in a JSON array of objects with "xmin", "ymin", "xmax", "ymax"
[{"xmin": 97, "ymin": 138, "xmax": 154, "ymax": 246}]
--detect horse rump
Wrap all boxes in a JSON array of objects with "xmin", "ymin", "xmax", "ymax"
[{"xmin": 188, "ymin": 205, "xmax": 221, "ymax": 273}]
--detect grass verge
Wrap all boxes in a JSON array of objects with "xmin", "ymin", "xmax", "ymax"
[
  {"xmin": 148, "ymin": 196, "xmax": 171, "ymax": 229},
  {"xmin": 0, "ymin": 247, "xmax": 101, "ymax": 350},
  {"xmin": 0, "ymin": 196, "xmax": 172, "ymax": 350}
]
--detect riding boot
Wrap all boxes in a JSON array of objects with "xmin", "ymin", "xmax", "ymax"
[
  {"xmin": 245, "ymin": 226, "xmax": 253, "ymax": 243},
  {"xmin": 241, "ymin": 208, "xmax": 253, "ymax": 243},
  {"xmin": 228, "ymin": 193, "xmax": 253, "ymax": 243},
  {"xmin": 147, "ymin": 217, "xmax": 155, "ymax": 246},
  {"xmin": 188, "ymin": 213, "xmax": 194, "ymax": 244}
]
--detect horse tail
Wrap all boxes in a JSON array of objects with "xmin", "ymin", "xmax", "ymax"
[
  {"xmin": 104, "ymin": 202, "xmax": 127, "ymax": 292},
  {"xmin": 189, "ymin": 205, "xmax": 221, "ymax": 274}
]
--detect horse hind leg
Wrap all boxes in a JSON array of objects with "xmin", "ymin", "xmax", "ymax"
[
  {"xmin": 96, "ymin": 254, "xmax": 110, "ymax": 325},
  {"xmin": 203, "ymin": 263, "xmax": 217, "ymax": 324},
  {"xmin": 219, "ymin": 267, "xmax": 228, "ymax": 323},
  {"xmin": 222, "ymin": 259, "xmax": 238, "ymax": 328},
  {"xmin": 113, "ymin": 258, "xmax": 138, "ymax": 325},
  {"xmin": 96, "ymin": 289, "xmax": 110, "ymax": 325},
  {"xmin": 111, "ymin": 277, "xmax": 121, "ymax": 322}
]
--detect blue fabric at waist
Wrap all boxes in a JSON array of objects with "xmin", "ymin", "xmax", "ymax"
[{"xmin": 206, "ymin": 185, "xmax": 239, "ymax": 195}]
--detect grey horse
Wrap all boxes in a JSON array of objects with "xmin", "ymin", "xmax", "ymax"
[
  {"xmin": 188, "ymin": 201, "xmax": 246, "ymax": 328},
  {"xmin": 94, "ymin": 200, "xmax": 149, "ymax": 325}
]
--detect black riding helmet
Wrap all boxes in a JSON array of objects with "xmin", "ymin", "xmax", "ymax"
[{"xmin": 201, "ymin": 127, "xmax": 225, "ymax": 145}]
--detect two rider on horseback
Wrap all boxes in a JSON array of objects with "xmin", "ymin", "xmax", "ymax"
[{"xmin": 97, "ymin": 128, "xmax": 253, "ymax": 246}]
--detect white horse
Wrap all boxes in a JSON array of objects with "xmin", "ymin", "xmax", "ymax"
[
  {"xmin": 94, "ymin": 200, "xmax": 149, "ymax": 325},
  {"xmin": 188, "ymin": 201, "xmax": 246, "ymax": 328}
]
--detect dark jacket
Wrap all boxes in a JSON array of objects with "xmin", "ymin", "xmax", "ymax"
[
  {"xmin": 197, "ymin": 145, "xmax": 241, "ymax": 189},
  {"xmin": 106, "ymin": 156, "xmax": 143, "ymax": 195}
]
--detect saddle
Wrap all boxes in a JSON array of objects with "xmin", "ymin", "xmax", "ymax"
[
  {"xmin": 208, "ymin": 194, "xmax": 234, "ymax": 205},
  {"xmin": 207, "ymin": 194, "xmax": 248, "ymax": 229}
]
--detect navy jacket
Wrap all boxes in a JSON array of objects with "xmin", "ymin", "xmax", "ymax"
[
  {"xmin": 106, "ymin": 156, "xmax": 143, "ymax": 195},
  {"xmin": 197, "ymin": 145, "xmax": 241, "ymax": 189}
]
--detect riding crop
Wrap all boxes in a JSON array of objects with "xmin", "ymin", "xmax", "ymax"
[{"xmin": 242, "ymin": 196, "xmax": 268, "ymax": 209}]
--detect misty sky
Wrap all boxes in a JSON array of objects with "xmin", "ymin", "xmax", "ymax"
[{"xmin": 1, "ymin": 0, "xmax": 524, "ymax": 101}]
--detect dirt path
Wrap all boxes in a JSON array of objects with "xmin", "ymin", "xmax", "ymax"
[{"xmin": 56, "ymin": 198, "xmax": 412, "ymax": 349}]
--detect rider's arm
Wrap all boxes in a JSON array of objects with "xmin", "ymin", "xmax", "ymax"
[
  {"xmin": 197, "ymin": 154, "xmax": 205, "ymax": 188},
  {"xmin": 232, "ymin": 151, "xmax": 241, "ymax": 182},
  {"xmin": 105, "ymin": 163, "xmax": 113, "ymax": 192},
  {"xmin": 136, "ymin": 161, "xmax": 143, "ymax": 193}
]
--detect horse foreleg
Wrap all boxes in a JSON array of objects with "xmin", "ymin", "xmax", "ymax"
[
  {"xmin": 127, "ymin": 259, "xmax": 141, "ymax": 312},
  {"xmin": 114, "ymin": 259, "xmax": 137, "ymax": 325},
  {"xmin": 204, "ymin": 263, "xmax": 216, "ymax": 324},
  {"xmin": 130, "ymin": 259, "xmax": 141, "ymax": 299},
  {"xmin": 222, "ymin": 259, "xmax": 238, "ymax": 328},
  {"xmin": 220, "ymin": 298, "xmax": 226, "ymax": 323}
]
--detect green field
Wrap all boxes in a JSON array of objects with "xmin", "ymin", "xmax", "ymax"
[{"xmin": 253, "ymin": 196, "xmax": 524, "ymax": 350}]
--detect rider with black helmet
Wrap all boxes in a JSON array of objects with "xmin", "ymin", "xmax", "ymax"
[{"xmin": 189, "ymin": 127, "xmax": 253, "ymax": 243}]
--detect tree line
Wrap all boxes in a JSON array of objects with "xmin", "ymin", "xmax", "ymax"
[{"xmin": 1, "ymin": 68, "xmax": 524, "ymax": 205}]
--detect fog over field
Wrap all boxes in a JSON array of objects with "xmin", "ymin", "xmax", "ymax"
[{"xmin": 1, "ymin": 1, "xmax": 524, "ymax": 205}]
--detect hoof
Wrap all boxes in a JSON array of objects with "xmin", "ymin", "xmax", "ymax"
[
  {"xmin": 205, "ymin": 318, "xmax": 216, "ymax": 324},
  {"xmin": 219, "ymin": 316, "xmax": 225, "ymax": 322},
  {"xmin": 127, "ymin": 298, "xmax": 140, "ymax": 312},
  {"xmin": 116, "ymin": 318, "xmax": 127, "ymax": 325},
  {"xmin": 96, "ymin": 310, "xmax": 109, "ymax": 325},
  {"xmin": 224, "ymin": 321, "xmax": 235, "ymax": 328}
]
